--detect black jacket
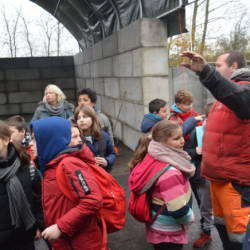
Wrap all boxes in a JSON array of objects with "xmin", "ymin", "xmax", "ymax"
[
  {"xmin": 198, "ymin": 65, "xmax": 250, "ymax": 119},
  {"xmin": 0, "ymin": 146, "xmax": 43, "ymax": 248}
]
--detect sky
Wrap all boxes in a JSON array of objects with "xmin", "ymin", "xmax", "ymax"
[{"xmin": 0, "ymin": 0, "xmax": 249, "ymax": 57}]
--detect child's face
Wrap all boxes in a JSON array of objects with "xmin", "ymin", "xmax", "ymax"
[
  {"xmin": 77, "ymin": 111, "xmax": 93, "ymax": 131},
  {"xmin": 9, "ymin": 126, "xmax": 25, "ymax": 144},
  {"xmin": 156, "ymin": 105, "xmax": 168, "ymax": 119},
  {"xmin": 69, "ymin": 127, "xmax": 82, "ymax": 147},
  {"xmin": 0, "ymin": 137, "xmax": 9, "ymax": 159},
  {"xmin": 29, "ymin": 134, "xmax": 37, "ymax": 157},
  {"xmin": 164, "ymin": 127, "xmax": 185, "ymax": 149},
  {"xmin": 78, "ymin": 94, "xmax": 95, "ymax": 107},
  {"xmin": 176, "ymin": 102, "xmax": 193, "ymax": 113}
]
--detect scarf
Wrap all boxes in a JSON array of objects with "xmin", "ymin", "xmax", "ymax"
[
  {"xmin": 0, "ymin": 146, "xmax": 35, "ymax": 230},
  {"xmin": 44, "ymin": 100, "xmax": 68, "ymax": 117},
  {"xmin": 148, "ymin": 140, "xmax": 195, "ymax": 178}
]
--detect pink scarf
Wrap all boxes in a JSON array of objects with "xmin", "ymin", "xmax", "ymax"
[{"xmin": 148, "ymin": 140, "xmax": 195, "ymax": 178}]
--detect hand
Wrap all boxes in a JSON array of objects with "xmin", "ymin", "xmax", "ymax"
[
  {"xmin": 34, "ymin": 229, "xmax": 41, "ymax": 240},
  {"xmin": 195, "ymin": 114, "xmax": 205, "ymax": 121},
  {"xmin": 41, "ymin": 224, "xmax": 62, "ymax": 241},
  {"xmin": 180, "ymin": 51, "xmax": 207, "ymax": 72},
  {"xmin": 95, "ymin": 157, "xmax": 108, "ymax": 167},
  {"xmin": 196, "ymin": 147, "xmax": 202, "ymax": 155}
]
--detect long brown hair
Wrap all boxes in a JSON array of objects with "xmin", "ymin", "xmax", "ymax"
[
  {"xmin": 0, "ymin": 121, "xmax": 30, "ymax": 165},
  {"xmin": 74, "ymin": 104, "xmax": 102, "ymax": 140},
  {"xmin": 128, "ymin": 120, "xmax": 180, "ymax": 170}
]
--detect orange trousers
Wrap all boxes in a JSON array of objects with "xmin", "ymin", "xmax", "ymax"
[{"xmin": 210, "ymin": 181, "xmax": 250, "ymax": 233}]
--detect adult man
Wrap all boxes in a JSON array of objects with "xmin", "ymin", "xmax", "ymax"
[
  {"xmin": 77, "ymin": 88, "xmax": 114, "ymax": 145},
  {"xmin": 181, "ymin": 51, "xmax": 250, "ymax": 250}
]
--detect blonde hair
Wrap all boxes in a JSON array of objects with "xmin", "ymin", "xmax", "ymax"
[{"xmin": 42, "ymin": 84, "xmax": 66, "ymax": 103}]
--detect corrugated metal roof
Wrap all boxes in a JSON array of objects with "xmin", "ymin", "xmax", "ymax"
[{"xmin": 30, "ymin": 0, "xmax": 188, "ymax": 48}]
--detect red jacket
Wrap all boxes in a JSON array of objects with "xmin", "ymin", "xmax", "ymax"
[
  {"xmin": 201, "ymin": 81, "xmax": 250, "ymax": 185},
  {"xmin": 42, "ymin": 144, "xmax": 103, "ymax": 250}
]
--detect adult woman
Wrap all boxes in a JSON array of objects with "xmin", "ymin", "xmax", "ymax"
[
  {"xmin": 0, "ymin": 121, "xmax": 43, "ymax": 250},
  {"xmin": 31, "ymin": 84, "xmax": 74, "ymax": 121}
]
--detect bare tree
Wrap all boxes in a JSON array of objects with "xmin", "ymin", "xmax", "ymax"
[{"xmin": 21, "ymin": 15, "xmax": 33, "ymax": 56}]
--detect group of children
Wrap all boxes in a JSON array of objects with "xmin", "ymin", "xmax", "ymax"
[
  {"xmin": 0, "ymin": 83, "xmax": 214, "ymax": 250},
  {"xmin": 129, "ymin": 89, "xmax": 214, "ymax": 249},
  {"xmin": 0, "ymin": 86, "xmax": 117, "ymax": 250}
]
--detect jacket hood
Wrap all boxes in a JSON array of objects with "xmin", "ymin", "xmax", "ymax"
[
  {"xmin": 48, "ymin": 143, "xmax": 95, "ymax": 167},
  {"xmin": 231, "ymin": 68, "xmax": 250, "ymax": 82},
  {"xmin": 140, "ymin": 113, "xmax": 162, "ymax": 133},
  {"xmin": 128, "ymin": 154, "xmax": 167, "ymax": 193},
  {"xmin": 30, "ymin": 116, "xmax": 71, "ymax": 172},
  {"xmin": 170, "ymin": 104, "xmax": 183, "ymax": 114}
]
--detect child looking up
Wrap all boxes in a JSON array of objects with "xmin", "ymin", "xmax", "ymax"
[
  {"xmin": 74, "ymin": 104, "xmax": 116, "ymax": 172},
  {"xmin": 169, "ymin": 90, "xmax": 204, "ymax": 140},
  {"xmin": 129, "ymin": 120, "xmax": 195, "ymax": 250}
]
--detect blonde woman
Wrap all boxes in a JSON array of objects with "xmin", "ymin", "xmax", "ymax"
[{"xmin": 31, "ymin": 84, "xmax": 74, "ymax": 121}]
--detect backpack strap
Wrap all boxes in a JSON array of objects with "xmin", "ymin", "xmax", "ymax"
[{"xmin": 139, "ymin": 165, "xmax": 171, "ymax": 194}]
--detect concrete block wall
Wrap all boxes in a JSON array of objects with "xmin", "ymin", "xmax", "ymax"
[
  {"xmin": 0, "ymin": 56, "xmax": 76, "ymax": 121},
  {"xmin": 74, "ymin": 18, "xmax": 169, "ymax": 150}
]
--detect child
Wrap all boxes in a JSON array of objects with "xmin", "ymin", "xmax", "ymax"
[
  {"xmin": 30, "ymin": 116, "xmax": 103, "ymax": 250},
  {"xmin": 74, "ymin": 104, "xmax": 116, "ymax": 172},
  {"xmin": 5, "ymin": 115, "xmax": 30, "ymax": 146},
  {"xmin": 169, "ymin": 90, "xmax": 204, "ymax": 140},
  {"xmin": 140, "ymin": 99, "xmax": 168, "ymax": 133},
  {"xmin": 129, "ymin": 120, "xmax": 195, "ymax": 250},
  {"xmin": 77, "ymin": 88, "xmax": 114, "ymax": 145},
  {"xmin": 0, "ymin": 121, "xmax": 43, "ymax": 250},
  {"xmin": 184, "ymin": 102, "xmax": 214, "ymax": 248}
]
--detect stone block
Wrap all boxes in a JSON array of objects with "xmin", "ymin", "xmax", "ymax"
[
  {"xmin": 0, "ymin": 70, "xmax": 4, "ymax": 80},
  {"xmin": 111, "ymin": 118, "xmax": 122, "ymax": 140},
  {"xmin": 82, "ymin": 64, "xmax": 91, "ymax": 78},
  {"xmin": 142, "ymin": 48, "xmax": 168, "ymax": 76},
  {"xmin": 92, "ymin": 41, "xmax": 103, "ymax": 61},
  {"xmin": 22, "ymin": 102, "xmax": 38, "ymax": 114},
  {"xmin": 6, "ymin": 69, "xmax": 40, "ymax": 80},
  {"xmin": 82, "ymin": 48, "xmax": 92, "ymax": 64},
  {"xmin": 120, "ymin": 78, "xmax": 142, "ymax": 103},
  {"xmin": 94, "ymin": 78, "xmax": 104, "ymax": 95},
  {"xmin": 76, "ymin": 78, "xmax": 86, "ymax": 91},
  {"xmin": 54, "ymin": 78, "xmax": 76, "ymax": 89},
  {"xmin": 113, "ymin": 53, "xmax": 133, "ymax": 77},
  {"xmin": 99, "ymin": 58, "xmax": 113, "ymax": 77},
  {"xmin": 86, "ymin": 78, "xmax": 94, "ymax": 89},
  {"xmin": 64, "ymin": 90, "xmax": 76, "ymax": 100},
  {"xmin": 116, "ymin": 101, "xmax": 144, "ymax": 129},
  {"xmin": 141, "ymin": 18, "xmax": 167, "ymax": 47},
  {"xmin": 74, "ymin": 52, "xmax": 84, "ymax": 65},
  {"xmin": 0, "ymin": 58, "xmax": 29, "ymax": 69},
  {"xmin": 118, "ymin": 20, "xmax": 141, "ymax": 53},
  {"xmin": 0, "ymin": 93, "xmax": 7, "ymax": 104},
  {"xmin": 132, "ymin": 49, "xmax": 142, "ymax": 76},
  {"xmin": 29, "ymin": 56, "xmax": 74, "ymax": 68},
  {"xmin": 104, "ymin": 78, "xmax": 120, "ymax": 98},
  {"xmin": 8, "ymin": 91, "xmax": 43, "ymax": 103},
  {"xmin": 18, "ymin": 80, "xmax": 49, "ymax": 91},
  {"xmin": 142, "ymin": 77, "xmax": 169, "ymax": 106},
  {"xmin": 0, "ymin": 104, "xmax": 20, "ymax": 116},
  {"xmin": 102, "ymin": 96, "xmax": 116, "ymax": 117},
  {"xmin": 103, "ymin": 33, "xmax": 118, "ymax": 58},
  {"xmin": 75, "ymin": 65, "xmax": 83, "ymax": 78},
  {"xmin": 123, "ymin": 125, "xmax": 141, "ymax": 150},
  {"xmin": 40, "ymin": 67, "xmax": 74, "ymax": 79},
  {"xmin": 6, "ymin": 81, "xmax": 19, "ymax": 91},
  {"xmin": 0, "ymin": 82, "xmax": 4, "ymax": 91}
]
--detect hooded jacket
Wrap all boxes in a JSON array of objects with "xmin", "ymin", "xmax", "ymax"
[
  {"xmin": 140, "ymin": 113, "xmax": 163, "ymax": 133},
  {"xmin": 199, "ymin": 66, "xmax": 250, "ymax": 185},
  {"xmin": 31, "ymin": 117, "xmax": 103, "ymax": 250}
]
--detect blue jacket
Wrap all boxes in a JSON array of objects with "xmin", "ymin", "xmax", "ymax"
[
  {"xmin": 84, "ymin": 131, "xmax": 116, "ymax": 171},
  {"xmin": 140, "ymin": 113, "xmax": 163, "ymax": 133},
  {"xmin": 30, "ymin": 117, "xmax": 71, "ymax": 172}
]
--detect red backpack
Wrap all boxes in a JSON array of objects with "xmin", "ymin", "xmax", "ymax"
[
  {"xmin": 128, "ymin": 165, "xmax": 170, "ymax": 223},
  {"xmin": 56, "ymin": 155, "xmax": 126, "ymax": 248}
]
